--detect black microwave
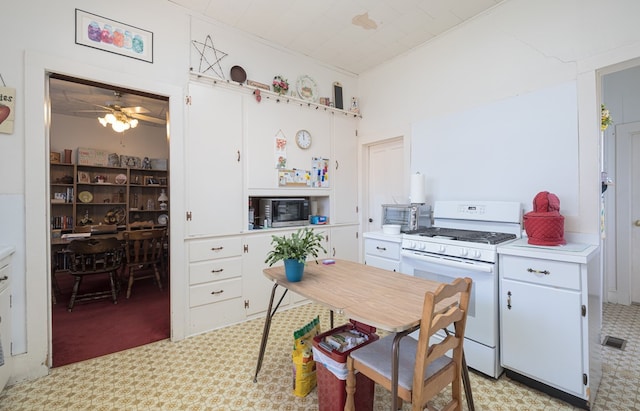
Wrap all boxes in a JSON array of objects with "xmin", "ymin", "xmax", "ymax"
[{"xmin": 258, "ymin": 198, "xmax": 310, "ymax": 228}]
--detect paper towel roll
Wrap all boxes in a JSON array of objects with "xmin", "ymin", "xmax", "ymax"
[{"xmin": 409, "ymin": 172, "xmax": 426, "ymax": 204}]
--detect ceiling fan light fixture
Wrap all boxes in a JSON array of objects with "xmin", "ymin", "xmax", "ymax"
[{"xmin": 97, "ymin": 111, "xmax": 138, "ymax": 133}]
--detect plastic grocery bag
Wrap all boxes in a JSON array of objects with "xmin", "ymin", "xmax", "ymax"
[{"xmin": 292, "ymin": 316, "xmax": 320, "ymax": 397}]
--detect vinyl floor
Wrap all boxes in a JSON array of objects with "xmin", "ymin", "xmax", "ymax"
[{"xmin": 0, "ymin": 302, "xmax": 637, "ymax": 410}]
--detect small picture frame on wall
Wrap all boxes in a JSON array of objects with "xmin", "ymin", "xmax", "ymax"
[
  {"xmin": 50, "ymin": 152, "xmax": 61, "ymax": 164},
  {"xmin": 75, "ymin": 9, "xmax": 154, "ymax": 63},
  {"xmin": 78, "ymin": 171, "xmax": 90, "ymax": 183}
]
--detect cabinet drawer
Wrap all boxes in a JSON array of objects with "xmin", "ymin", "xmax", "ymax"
[
  {"xmin": 190, "ymin": 257, "xmax": 241, "ymax": 285},
  {"xmin": 501, "ymin": 255, "xmax": 580, "ymax": 290},
  {"xmin": 190, "ymin": 278, "xmax": 242, "ymax": 307},
  {"xmin": 189, "ymin": 237, "xmax": 241, "ymax": 262},
  {"xmin": 189, "ymin": 297, "xmax": 245, "ymax": 335},
  {"xmin": 365, "ymin": 255, "xmax": 400, "ymax": 272},
  {"xmin": 364, "ymin": 240, "xmax": 401, "ymax": 260}
]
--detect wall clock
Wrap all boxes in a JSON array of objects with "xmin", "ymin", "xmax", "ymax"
[{"xmin": 295, "ymin": 129, "xmax": 312, "ymax": 149}]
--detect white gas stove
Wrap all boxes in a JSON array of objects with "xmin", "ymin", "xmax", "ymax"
[{"xmin": 400, "ymin": 200, "xmax": 522, "ymax": 378}]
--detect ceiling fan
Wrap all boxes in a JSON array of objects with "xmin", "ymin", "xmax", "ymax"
[{"xmin": 76, "ymin": 91, "xmax": 166, "ymax": 132}]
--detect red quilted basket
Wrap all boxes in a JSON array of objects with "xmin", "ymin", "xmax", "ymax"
[{"xmin": 523, "ymin": 192, "xmax": 566, "ymax": 246}]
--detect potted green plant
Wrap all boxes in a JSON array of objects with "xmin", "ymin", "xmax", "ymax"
[{"xmin": 264, "ymin": 227, "xmax": 327, "ymax": 282}]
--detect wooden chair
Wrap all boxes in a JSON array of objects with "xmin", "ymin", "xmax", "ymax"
[
  {"xmin": 345, "ymin": 277, "xmax": 473, "ymax": 411},
  {"xmin": 66, "ymin": 237, "xmax": 124, "ymax": 312},
  {"xmin": 122, "ymin": 228, "xmax": 166, "ymax": 299}
]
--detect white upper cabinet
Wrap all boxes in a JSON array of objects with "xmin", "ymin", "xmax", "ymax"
[
  {"xmin": 332, "ymin": 114, "xmax": 358, "ymax": 224},
  {"xmin": 185, "ymin": 83, "xmax": 243, "ymax": 237}
]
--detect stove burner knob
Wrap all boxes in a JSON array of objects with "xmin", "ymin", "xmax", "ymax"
[
  {"xmin": 473, "ymin": 250, "xmax": 482, "ymax": 258},
  {"xmin": 438, "ymin": 245, "xmax": 446, "ymax": 253},
  {"xmin": 419, "ymin": 243, "xmax": 426, "ymax": 250},
  {"xmin": 460, "ymin": 248, "xmax": 468, "ymax": 256}
]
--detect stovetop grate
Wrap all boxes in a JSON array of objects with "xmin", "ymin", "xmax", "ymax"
[{"xmin": 404, "ymin": 227, "xmax": 517, "ymax": 245}]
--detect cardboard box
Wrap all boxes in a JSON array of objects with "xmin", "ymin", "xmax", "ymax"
[{"xmin": 77, "ymin": 147, "xmax": 110, "ymax": 166}]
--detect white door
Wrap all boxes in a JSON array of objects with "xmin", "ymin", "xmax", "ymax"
[
  {"xmin": 501, "ymin": 279, "xmax": 583, "ymax": 395},
  {"xmin": 365, "ymin": 138, "xmax": 404, "ymax": 233},
  {"xmin": 186, "ymin": 83, "xmax": 243, "ymax": 236},
  {"xmin": 615, "ymin": 122, "xmax": 640, "ymax": 303}
]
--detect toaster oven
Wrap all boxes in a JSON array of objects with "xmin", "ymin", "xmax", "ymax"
[{"xmin": 381, "ymin": 204, "xmax": 431, "ymax": 232}]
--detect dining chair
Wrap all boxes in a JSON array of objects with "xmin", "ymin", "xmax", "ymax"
[
  {"xmin": 345, "ymin": 277, "xmax": 472, "ymax": 411},
  {"xmin": 122, "ymin": 228, "xmax": 166, "ymax": 299},
  {"xmin": 66, "ymin": 237, "xmax": 124, "ymax": 312}
]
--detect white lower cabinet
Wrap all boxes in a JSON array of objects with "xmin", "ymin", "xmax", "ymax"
[
  {"xmin": 363, "ymin": 232, "xmax": 402, "ymax": 272},
  {"xmin": 242, "ymin": 232, "xmax": 290, "ymax": 316},
  {"xmin": 186, "ymin": 226, "xmax": 361, "ymax": 335},
  {"xmin": 498, "ymin": 240, "xmax": 600, "ymax": 409},
  {"xmin": 188, "ymin": 237, "xmax": 245, "ymax": 335}
]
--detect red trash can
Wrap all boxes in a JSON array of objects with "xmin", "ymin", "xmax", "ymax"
[{"xmin": 312, "ymin": 320, "xmax": 379, "ymax": 411}]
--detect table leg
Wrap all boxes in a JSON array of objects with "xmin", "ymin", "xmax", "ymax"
[
  {"xmin": 461, "ymin": 352, "xmax": 475, "ymax": 411},
  {"xmin": 391, "ymin": 332, "xmax": 402, "ymax": 411},
  {"xmin": 253, "ymin": 283, "xmax": 288, "ymax": 383}
]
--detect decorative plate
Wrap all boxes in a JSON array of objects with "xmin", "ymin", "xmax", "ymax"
[
  {"xmin": 157, "ymin": 214, "xmax": 168, "ymax": 226},
  {"xmin": 78, "ymin": 191, "xmax": 93, "ymax": 203},
  {"xmin": 296, "ymin": 75, "xmax": 318, "ymax": 102},
  {"xmin": 115, "ymin": 174, "xmax": 127, "ymax": 185},
  {"xmin": 104, "ymin": 207, "xmax": 126, "ymax": 225}
]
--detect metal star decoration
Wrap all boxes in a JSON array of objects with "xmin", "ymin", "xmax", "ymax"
[{"xmin": 192, "ymin": 34, "xmax": 228, "ymax": 78}]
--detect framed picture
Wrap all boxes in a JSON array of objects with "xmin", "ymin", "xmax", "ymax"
[
  {"xmin": 78, "ymin": 171, "xmax": 90, "ymax": 183},
  {"xmin": 144, "ymin": 176, "xmax": 159, "ymax": 185},
  {"xmin": 75, "ymin": 9, "xmax": 154, "ymax": 63},
  {"xmin": 50, "ymin": 152, "xmax": 61, "ymax": 164}
]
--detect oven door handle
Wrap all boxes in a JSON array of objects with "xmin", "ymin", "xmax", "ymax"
[{"xmin": 401, "ymin": 250, "xmax": 493, "ymax": 273}]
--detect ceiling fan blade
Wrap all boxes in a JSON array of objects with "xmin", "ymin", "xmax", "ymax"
[
  {"xmin": 121, "ymin": 106, "xmax": 150, "ymax": 114},
  {"xmin": 131, "ymin": 113, "xmax": 166, "ymax": 125}
]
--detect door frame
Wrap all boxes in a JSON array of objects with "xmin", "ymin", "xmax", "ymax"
[
  {"xmin": 23, "ymin": 51, "xmax": 186, "ymax": 378},
  {"xmin": 361, "ymin": 136, "xmax": 406, "ymax": 235}
]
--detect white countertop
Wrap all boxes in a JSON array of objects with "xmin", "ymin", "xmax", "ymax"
[
  {"xmin": 363, "ymin": 231, "xmax": 403, "ymax": 243},
  {"xmin": 0, "ymin": 245, "xmax": 15, "ymax": 260},
  {"xmin": 498, "ymin": 238, "xmax": 599, "ymax": 264}
]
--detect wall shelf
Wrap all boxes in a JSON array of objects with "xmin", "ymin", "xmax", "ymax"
[{"xmin": 189, "ymin": 70, "xmax": 362, "ymax": 119}]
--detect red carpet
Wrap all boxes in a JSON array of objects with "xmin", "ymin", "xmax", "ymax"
[{"xmin": 52, "ymin": 271, "xmax": 170, "ymax": 367}]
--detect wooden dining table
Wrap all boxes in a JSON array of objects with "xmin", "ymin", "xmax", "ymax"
[{"xmin": 253, "ymin": 259, "xmax": 474, "ymax": 411}]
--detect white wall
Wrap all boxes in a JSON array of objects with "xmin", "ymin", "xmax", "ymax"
[
  {"xmin": 51, "ymin": 114, "xmax": 169, "ymax": 159},
  {"xmin": 357, "ymin": 0, "xmax": 640, "ymax": 237},
  {"xmin": 2, "ymin": 1, "xmax": 357, "ymax": 383}
]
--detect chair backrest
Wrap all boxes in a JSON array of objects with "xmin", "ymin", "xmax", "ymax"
[
  {"xmin": 122, "ymin": 228, "xmax": 166, "ymax": 265},
  {"xmin": 127, "ymin": 220, "xmax": 155, "ymax": 230},
  {"xmin": 413, "ymin": 277, "xmax": 472, "ymax": 405},
  {"xmin": 67, "ymin": 237, "xmax": 124, "ymax": 274}
]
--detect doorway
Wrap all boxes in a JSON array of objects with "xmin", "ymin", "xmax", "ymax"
[
  {"xmin": 48, "ymin": 74, "xmax": 171, "ymax": 366},
  {"xmin": 363, "ymin": 137, "xmax": 405, "ymax": 234},
  {"xmin": 601, "ymin": 60, "xmax": 640, "ymax": 305}
]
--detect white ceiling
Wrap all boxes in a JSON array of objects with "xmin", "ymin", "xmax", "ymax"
[
  {"xmin": 170, "ymin": 0, "xmax": 506, "ymax": 75},
  {"xmin": 49, "ymin": 76, "xmax": 169, "ymax": 127},
  {"xmin": 51, "ymin": 1, "xmax": 504, "ymax": 121}
]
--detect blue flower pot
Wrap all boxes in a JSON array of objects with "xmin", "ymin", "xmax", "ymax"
[{"xmin": 284, "ymin": 259, "xmax": 305, "ymax": 282}]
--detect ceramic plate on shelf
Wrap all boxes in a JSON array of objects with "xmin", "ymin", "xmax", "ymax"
[
  {"xmin": 157, "ymin": 214, "xmax": 168, "ymax": 226},
  {"xmin": 115, "ymin": 174, "xmax": 127, "ymax": 184},
  {"xmin": 296, "ymin": 75, "xmax": 318, "ymax": 102},
  {"xmin": 78, "ymin": 191, "xmax": 93, "ymax": 203}
]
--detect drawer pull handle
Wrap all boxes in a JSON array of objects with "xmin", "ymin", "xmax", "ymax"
[
  {"xmin": 0, "ymin": 276, "xmax": 7, "ymax": 282},
  {"xmin": 211, "ymin": 269, "xmax": 224, "ymax": 273},
  {"xmin": 211, "ymin": 290, "xmax": 224, "ymax": 295},
  {"xmin": 507, "ymin": 291, "xmax": 512, "ymax": 310},
  {"xmin": 527, "ymin": 268, "xmax": 550, "ymax": 275},
  {"xmin": 376, "ymin": 246, "xmax": 387, "ymax": 251},
  {"xmin": 211, "ymin": 246, "xmax": 224, "ymax": 251}
]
